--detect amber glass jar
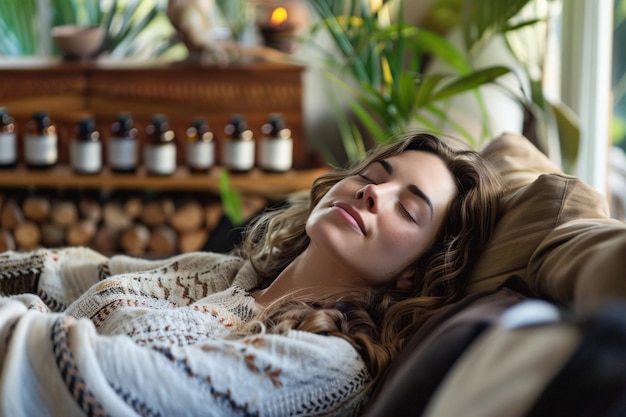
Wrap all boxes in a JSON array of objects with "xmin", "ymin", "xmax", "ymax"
[
  {"xmin": 222, "ymin": 115, "xmax": 255, "ymax": 172},
  {"xmin": 144, "ymin": 114, "xmax": 177, "ymax": 176},
  {"xmin": 0, "ymin": 107, "xmax": 17, "ymax": 168},
  {"xmin": 108, "ymin": 113, "xmax": 139, "ymax": 173},
  {"xmin": 24, "ymin": 111, "xmax": 57, "ymax": 169},
  {"xmin": 259, "ymin": 113, "xmax": 293, "ymax": 172},
  {"xmin": 186, "ymin": 118, "xmax": 215, "ymax": 174},
  {"xmin": 70, "ymin": 117, "xmax": 102, "ymax": 174}
]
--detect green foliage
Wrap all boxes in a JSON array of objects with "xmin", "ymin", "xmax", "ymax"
[
  {"xmin": 0, "ymin": 0, "xmax": 41, "ymax": 55},
  {"xmin": 51, "ymin": 0, "xmax": 177, "ymax": 58},
  {"xmin": 495, "ymin": 0, "xmax": 579, "ymax": 173},
  {"xmin": 219, "ymin": 170, "xmax": 244, "ymax": 226},
  {"xmin": 0, "ymin": 0, "xmax": 177, "ymax": 58},
  {"xmin": 459, "ymin": 0, "xmax": 541, "ymax": 55},
  {"xmin": 305, "ymin": 0, "xmax": 515, "ymax": 159},
  {"xmin": 306, "ymin": 0, "xmax": 579, "ymax": 173},
  {"xmin": 613, "ymin": 115, "xmax": 626, "ymax": 146},
  {"xmin": 214, "ymin": 0, "xmax": 249, "ymax": 42},
  {"xmin": 50, "ymin": 0, "xmax": 102, "ymax": 27}
]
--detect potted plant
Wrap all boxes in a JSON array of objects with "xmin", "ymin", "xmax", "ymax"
[
  {"xmin": 303, "ymin": 0, "xmax": 578, "ymax": 171},
  {"xmin": 0, "ymin": 0, "xmax": 178, "ymax": 59}
]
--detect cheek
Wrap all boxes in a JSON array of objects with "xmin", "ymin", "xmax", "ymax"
[{"xmin": 379, "ymin": 225, "xmax": 435, "ymax": 269}]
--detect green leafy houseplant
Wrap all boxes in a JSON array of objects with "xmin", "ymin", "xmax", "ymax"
[
  {"xmin": 305, "ymin": 0, "xmax": 578, "ymax": 170},
  {"xmin": 51, "ymin": 0, "xmax": 179, "ymax": 59},
  {"xmin": 0, "ymin": 0, "xmax": 177, "ymax": 59},
  {"xmin": 305, "ymin": 0, "xmax": 514, "ymax": 161},
  {"xmin": 482, "ymin": 0, "xmax": 580, "ymax": 173}
]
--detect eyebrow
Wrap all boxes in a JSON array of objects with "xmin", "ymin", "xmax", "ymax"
[{"xmin": 377, "ymin": 159, "xmax": 434, "ymax": 219}]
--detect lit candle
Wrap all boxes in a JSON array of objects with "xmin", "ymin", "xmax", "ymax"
[
  {"xmin": 257, "ymin": 1, "xmax": 309, "ymax": 53},
  {"xmin": 270, "ymin": 6, "xmax": 289, "ymax": 26}
]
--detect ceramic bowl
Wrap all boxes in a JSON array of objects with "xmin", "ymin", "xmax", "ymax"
[{"xmin": 51, "ymin": 25, "xmax": 105, "ymax": 59}]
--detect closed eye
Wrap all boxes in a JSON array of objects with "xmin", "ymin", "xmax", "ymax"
[
  {"xmin": 398, "ymin": 203, "xmax": 418, "ymax": 224},
  {"xmin": 358, "ymin": 173, "xmax": 375, "ymax": 184}
]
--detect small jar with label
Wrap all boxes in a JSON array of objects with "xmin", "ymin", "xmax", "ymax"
[
  {"xmin": 0, "ymin": 107, "xmax": 17, "ymax": 168},
  {"xmin": 70, "ymin": 117, "xmax": 102, "ymax": 174},
  {"xmin": 144, "ymin": 114, "xmax": 177, "ymax": 176},
  {"xmin": 108, "ymin": 113, "xmax": 139, "ymax": 173},
  {"xmin": 24, "ymin": 111, "xmax": 58, "ymax": 169},
  {"xmin": 186, "ymin": 118, "xmax": 215, "ymax": 174},
  {"xmin": 222, "ymin": 115, "xmax": 255, "ymax": 172},
  {"xmin": 259, "ymin": 113, "xmax": 293, "ymax": 172}
]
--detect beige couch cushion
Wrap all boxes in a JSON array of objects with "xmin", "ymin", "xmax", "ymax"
[
  {"xmin": 467, "ymin": 132, "xmax": 623, "ymax": 308},
  {"xmin": 479, "ymin": 132, "xmax": 561, "ymax": 195}
]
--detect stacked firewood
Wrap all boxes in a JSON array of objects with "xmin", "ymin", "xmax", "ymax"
[{"xmin": 0, "ymin": 191, "xmax": 267, "ymax": 256}]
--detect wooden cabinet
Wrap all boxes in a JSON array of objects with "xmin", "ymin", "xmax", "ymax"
[
  {"xmin": 0, "ymin": 57, "xmax": 319, "ymax": 172},
  {"xmin": 0, "ymin": 58, "xmax": 325, "ymax": 254}
]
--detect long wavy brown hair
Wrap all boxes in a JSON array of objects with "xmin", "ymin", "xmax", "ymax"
[{"xmin": 238, "ymin": 132, "xmax": 502, "ymax": 379}]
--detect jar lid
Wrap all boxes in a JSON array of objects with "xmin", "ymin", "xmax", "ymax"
[
  {"xmin": 0, "ymin": 107, "xmax": 12, "ymax": 125},
  {"xmin": 77, "ymin": 117, "xmax": 100, "ymax": 142},
  {"xmin": 225, "ymin": 115, "xmax": 253, "ymax": 140},
  {"xmin": 116, "ymin": 112, "xmax": 134, "ymax": 128},
  {"xmin": 262, "ymin": 113, "xmax": 291, "ymax": 139},
  {"xmin": 32, "ymin": 111, "xmax": 51, "ymax": 130},
  {"xmin": 146, "ymin": 114, "xmax": 175, "ymax": 143},
  {"xmin": 112, "ymin": 113, "xmax": 137, "ymax": 138}
]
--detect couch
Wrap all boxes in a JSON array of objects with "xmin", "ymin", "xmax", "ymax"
[{"xmin": 360, "ymin": 132, "xmax": 626, "ymax": 417}]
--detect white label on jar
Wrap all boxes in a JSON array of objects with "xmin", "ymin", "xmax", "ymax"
[
  {"xmin": 108, "ymin": 137, "xmax": 137, "ymax": 170},
  {"xmin": 0, "ymin": 132, "xmax": 17, "ymax": 164},
  {"xmin": 260, "ymin": 138, "xmax": 293, "ymax": 172},
  {"xmin": 24, "ymin": 134, "xmax": 58, "ymax": 165},
  {"xmin": 186, "ymin": 141, "xmax": 215, "ymax": 169},
  {"xmin": 70, "ymin": 140, "xmax": 102, "ymax": 173},
  {"xmin": 223, "ymin": 140, "xmax": 255, "ymax": 171},
  {"xmin": 144, "ymin": 144, "xmax": 177, "ymax": 175}
]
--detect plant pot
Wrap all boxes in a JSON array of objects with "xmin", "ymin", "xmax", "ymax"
[{"xmin": 51, "ymin": 25, "xmax": 105, "ymax": 60}]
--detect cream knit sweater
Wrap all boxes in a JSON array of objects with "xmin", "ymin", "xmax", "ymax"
[{"xmin": 0, "ymin": 247, "xmax": 370, "ymax": 417}]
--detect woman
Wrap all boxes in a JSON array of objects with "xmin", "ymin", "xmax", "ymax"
[{"xmin": 0, "ymin": 132, "xmax": 501, "ymax": 417}]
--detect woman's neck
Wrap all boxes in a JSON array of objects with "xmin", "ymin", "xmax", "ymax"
[{"xmin": 253, "ymin": 244, "xmax": 368, "ymax": 308}]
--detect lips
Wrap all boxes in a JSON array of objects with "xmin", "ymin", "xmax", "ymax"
[{"xmin": 332, "ymin": 202, "xmax": 366, "ymax": 235}]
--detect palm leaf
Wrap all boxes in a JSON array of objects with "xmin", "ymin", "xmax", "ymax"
[
  {"xmin": 391, "ymin": 72, "xmax": 418, "ymax": 120},
  {"xmin": 414, "ymin": 74, "xmax": 448, "ymax": 108},
  {"xmin": 462, "ymin": 0, "xmax": 533, "ymax": 53},
  {"xmin": 309, "ymin": 2, "xmax": 369, "ymax": 82},
  {"xmin": 0, "ymin": 0, "xmax": 39, "ymax": 55},
  {"xmin": 430, "ymin": 66, "xmax": 512, "ymax": 101},
  {"xmin": 400, "ymin": 27, "xmax": 473, "ymax": 74}
]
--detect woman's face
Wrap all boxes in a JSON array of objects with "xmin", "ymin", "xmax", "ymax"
[{"xmin": 306, "ymin": 150, "xmax": 458, "ymax": 289}]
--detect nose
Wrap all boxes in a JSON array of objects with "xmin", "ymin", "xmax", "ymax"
[{"xmin": 357, "ymin": 183, "xmax": 396, "ymax": 212}]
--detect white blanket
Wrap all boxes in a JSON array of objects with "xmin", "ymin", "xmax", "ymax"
[{"xmin": 0, "ymin": 248, "xmax": 369, "ymax": 417}]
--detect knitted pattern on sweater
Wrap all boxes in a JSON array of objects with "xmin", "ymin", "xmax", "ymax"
[{"xmin": 0, "ymin": 247, "xmax": 371, "ymax": 417}]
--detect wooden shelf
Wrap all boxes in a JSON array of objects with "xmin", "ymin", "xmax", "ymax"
[
  {"xmin": 0, "ymin": 57, "xmax": 319, "ymax": 169},
  {"xmin": 0, "ymin": 165, "xmax": 326, "ymax": 198}
]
